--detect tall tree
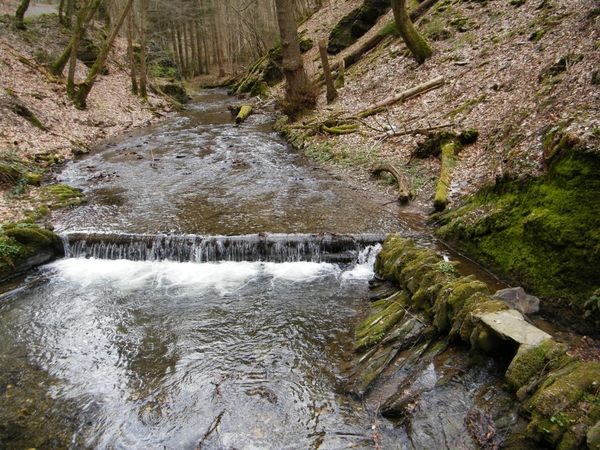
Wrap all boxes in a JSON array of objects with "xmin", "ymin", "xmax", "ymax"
[
  {"xmin": 139, "ymin": 0, "xmax": 148, "ymax": 100},
  {"xmin": 74, "ymin": 0, "xmax": 135, "ymax": 109},
  {"xmin": 15, "ymin": 0, "xmax": 31, "ymax": 30},
  {"xmin": 51, "ymin": 0, "xmax": 102, "ymax": 77},
  {"xmin": 390, "ymin": 0, "xmax": 432, "ymax": 64},
  {"xmin": 274, "ymin": 0, "xmax": 308, "ymax": 109},
  {"xmin": 126, "ymin": 8, "xmax": 138, "ymax": 95}
]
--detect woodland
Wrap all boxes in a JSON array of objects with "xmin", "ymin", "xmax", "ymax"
[{"xmin": 0, "ymin": 0, "xmax": 600, "ymax": 447}]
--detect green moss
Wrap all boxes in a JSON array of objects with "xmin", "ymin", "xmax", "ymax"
[
  {"xmin": 40, "ymin": 184, "xmax": 86, "ymax": 209},
  {"xmin": 437, "ymin": 141, "xmax": 600, "ymax": 330},
  {"xmin": 0, "ymin": 222, "xmax": 64, "ymax": 280},
  {"xmin": 355, "ymin": 291, "xmax": 409, "ymax": 352},
  {"xmin": 524, "ymin": 361, "xmax": 600, "ymax": 449},
  {"xmin": 505, "ymin": 339, "xmax": 569, "ymax": 391},
  {"xmin": 432, "ymin": 275, "xmax": 490, "ymax": 331}
]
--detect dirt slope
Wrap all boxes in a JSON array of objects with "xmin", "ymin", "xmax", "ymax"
[
  {"xmin": 0, "ymin": 8, "xmax": 165, "ymax": 222},
  {"xmin": 293, "ymin": 0, "xmax": 600, "ymax": 212}
]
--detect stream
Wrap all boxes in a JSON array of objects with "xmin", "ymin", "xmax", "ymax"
[{"xmin": 1, "ymin": 90, "xmax": 447, "ymax": 449}]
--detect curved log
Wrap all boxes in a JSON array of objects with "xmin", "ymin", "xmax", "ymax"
[{"xmin": 372, "ymin": 164, "xmax": 412, "ymax": 203}]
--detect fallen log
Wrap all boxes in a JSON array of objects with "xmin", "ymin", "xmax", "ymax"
[
  {"xmin": 235, "ymin": 104, "xmax": 253, "ymax": 123},
  {"xmin": 359, "ymin": 76, "xmax": 445, "ymax": 117},
  {"xmin": 372, "ymin": 164, "xmax": 412, "ymax": 203},
  {"xmin": 433, "ymin": 139, "xmax": 459, "ymax": 211}
]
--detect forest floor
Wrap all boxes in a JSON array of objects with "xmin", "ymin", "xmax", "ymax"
[{"xmin": 1, "ymin": 0, "xmax": 599, "ymax": 223}]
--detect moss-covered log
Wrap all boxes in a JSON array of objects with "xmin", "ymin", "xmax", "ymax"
[
  {"xmin": 320, "ymin": 123, "xmax": 359, "ymax": 134},
  {"xmin": 433, "ymin": 139, "xmax": 458, "ymax": 211},
  {"xmin": 235, "ymin": 104, "xmax": 252, "ymax": 124}
]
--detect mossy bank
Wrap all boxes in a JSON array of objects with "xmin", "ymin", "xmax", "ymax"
[
  {"xmin": 435, "ymin": 131, "xmax": 600, "ymax": 335},
  {"xmin": 0, "ymin": 222, "xmax": 64, "ymax": 280},
  {"xmin": 350, "ymin": 235, "xmax": 600, "ymax": 449}
]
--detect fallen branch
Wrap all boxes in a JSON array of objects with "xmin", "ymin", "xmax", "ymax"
[
  {"xmin": 359, "ymin": 76, "xmax": 445, "ymax": 118},
  {"xmin": 9, "ymin": 49, "xmax": 66, "ymax": 85},
  {"xmin": 372, "ymin": 165, "xmax": 412, "ymax": 203}
]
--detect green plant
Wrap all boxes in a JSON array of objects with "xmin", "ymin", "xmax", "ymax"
[
  {"xmin": 438, "ymin": 262, "xmax": 457, "ymax": 274},
  {"xmin": 0, "ymin": 237, "xmax": 20, "ymax": 269}
]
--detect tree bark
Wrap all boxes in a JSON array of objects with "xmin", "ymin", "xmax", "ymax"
[
  {"xmin": 359, "ymin": 75, "xmax": 444, "ymax": 117},
  {"xmin": 126, "ymin": 9, "xmax": 138, "ymax": 95},
  {"xmin": 139, "ymin": 0, "xmax": 148, "ymax": 100},
  {"xmin": 15, "ymin": 0, "xmax": 31, "ymax": 30},
  {"xmin": 51, "ymin": 0, "xmax": 101, "ymax": 77},
  {"xmin": 74, "ymin": 0, "xmax": 135, "ymax": 109},
  {"xmin": 274, "ymin": 0, "xmax": 307, "ymax": 102},
  {"xmin": 391, "ymin": 0, "xmax": 432, "ymax": 64},
  {"xmin": 318, "ymin": 39, "xmax": 337, "ymax": 104},
  {"xmin": 372, "ymin": 165, "xmax": 412, "ymax": 203}
]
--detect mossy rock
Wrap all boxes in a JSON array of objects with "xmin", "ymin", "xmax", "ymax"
[
  {"xmin": 145, "ymin": 41, "xmax": 182, "ymax": 81},
  {"xmin": 76, "ymin": 38, "xmax": 100, "ymax": 69},
  {"xmin": 327, "ymin": 0, "xmax": 391, "ymax": 54},
  {"xmin": 0, "ymin": 223, "xmax": 64, "ymax": 280},
  {"xmin": 524, "ymin": 361, "xmax": 600, "ymax": 449},
  {"xmin": 355, "ymin": 290, "xmax": 410, "ymax": 352},
  {"xmin": 448, "ymin": 291, "xmax": 494, "ymax": 342},
  {"xmin": 410, "ymin": 261, "xmax": 461, "ymax": 311},
  {"xmin": 159, "ymin": 82, "xmax": 188, "ymax": 104},
  {"xmin": 374, "ymin": 235, "xmax": 421, "ymax": 282},
  {"xmin": 40, "ymin": 184, "xmax": 86, "ymax": 209},
  {"xmin": 505, "ymin": 339, "xmax": 572, "ymax": 393},
  {"xmin": 432, "ymin": 275, "xmax": 490, "ymax": 332}
]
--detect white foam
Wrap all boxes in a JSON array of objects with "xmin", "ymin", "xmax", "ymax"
[
  {"xmin": 262, "ymin": 261, "xmax": 339, "ymax": 282},
  {"xmin": 48, "ymin": 258, "xmax": 261, "ymax": 294}
]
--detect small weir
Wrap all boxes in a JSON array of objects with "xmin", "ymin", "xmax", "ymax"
[
  {"xmin": 0, "ymin": 91, "xmax": 422, "ymax": 449},
  {"xmin": 62, "ymin": 232, "xmax": 386, "ymax": 263}
]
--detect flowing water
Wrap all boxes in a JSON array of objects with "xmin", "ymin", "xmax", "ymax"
[{"xmin": 0, "ymin": 90, "xmax": 428, "ymax": 449}]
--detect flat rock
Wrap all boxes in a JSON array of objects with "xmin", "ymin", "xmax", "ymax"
[{"xmin": 478, "ymin": 310, "xmax": 552, "ymax": 348}]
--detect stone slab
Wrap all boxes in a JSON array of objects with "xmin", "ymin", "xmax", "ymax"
[{"xmin": 479, "ymin": 310, "xmax": 552, "ymax": 348}]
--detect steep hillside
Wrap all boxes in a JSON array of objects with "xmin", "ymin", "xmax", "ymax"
[
  {"xmin": 277, "ymin": 0, "xmax": 600, "ymax": 331},
  {"xmin": 292, "ymin": 0, "xmax": 599, "ymax": 206},
  {"xmin": 0, "ymin": 9, "xmax": 166, "ymax": 223}
]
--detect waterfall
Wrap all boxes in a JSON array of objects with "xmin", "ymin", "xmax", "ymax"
[{"xmin": 62, "ymin": 232, "xmax": 387, "ymax": 263}]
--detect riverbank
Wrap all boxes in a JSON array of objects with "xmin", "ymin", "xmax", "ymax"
[{"xmin": 0, "ymin": 11, "xmax": 168, "ymax": 223}]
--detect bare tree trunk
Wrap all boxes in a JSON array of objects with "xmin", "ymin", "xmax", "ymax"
[
  {"xmin": 51, "ymin": 0, "xmax": 101, "ymax": 77},
  {"xmin": 182, "ymin": 21, "xmax": 191, "ymax": 78},
  {"xmin": 318, "ymin": 39, "xmax": 336, "ymax": 104},
  {"xmin": 74, "ymin": 0, "xmax": 135, "ymax": 109},
  {"xmin": 139, "ymin": 0, "xmax": 148, "ymax": 100},
  {"xmin": 391, "ymin": 0, "xmax": 432, "ymax": 64},
  {"xmin": 274, "ymin": 0, "xmax": 308, "ymax": 116},
  {"xmin": 176, "ymin": 28, "xmax": 186, "ymax": 78},
  {"xmin": 127, "ymin": 9, "xmax": 138, "ymax": 95},
  {"xmin": 194, "ymin": 19, "xmax": 204, "ymax": 75},
  {"xmin": 58, "ymin": 0, "xmax": 66, "ymax": 26},
  {"xmin": 15, "ymin": 0, "xmax": 31, "ymax": 30},
  {"xmin": 213, "ymin": 22, "xmax": 225, "ymax": 77}
]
